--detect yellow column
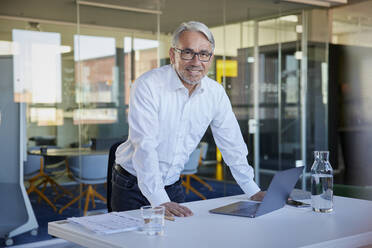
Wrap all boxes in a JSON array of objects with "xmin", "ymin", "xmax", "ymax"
[
  {"xmin": 215, "ymin": 59, "xmax": 238, "ymax": 181},
  {"xmin": 216, "ymin": 147, "xmax": 223, "ymax": 181}
]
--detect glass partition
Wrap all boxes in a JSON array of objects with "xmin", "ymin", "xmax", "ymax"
[
  {"xmin": 75, "ymin": 3, "xmax": 161, "ymax": 215},
  {"xmin": 209, "ymin": 8, "xmax": 330, "ymax": 192},
  {"xmin": 330, "ymin": 1, "xmax": 372, "ymax": 190}
]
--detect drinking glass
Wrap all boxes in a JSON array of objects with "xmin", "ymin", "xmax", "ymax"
[{"xmin": 140, "ymin": 205, "xmax": 165, "ymax": 236}]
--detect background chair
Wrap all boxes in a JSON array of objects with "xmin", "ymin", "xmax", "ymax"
[
  {"xmin": 196, "ymin": 142, "xmax": 213, "ymax": 191},
  {"xmin": 27, "ymin": 146, "xmax": 72, "ymax": 202},
  {"xmin": 59, "ymin": 154, "xmax": 109, "ymax": 216},
  {"xmin": 107, "ymin": 141, "xmax": 124, "ymax": 212},
  {"xmin": 28, "ymin": 146, "xmax": 66, "ymax": 179},
  {"xmin": 199, "ymin": 142, "xmax": 208, "ymax": 163},
  {"xmin": 181, "ymin": 148, "xmax": 209, "ymax": 200},
  {"xmin": 24, "ymin": 155, "xmax": 57, "ymax": 212}
]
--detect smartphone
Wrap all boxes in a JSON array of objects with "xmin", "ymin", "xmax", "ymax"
[{"xmin": 286, "ymin": 199, "xmax": 310, "ymax": 208}]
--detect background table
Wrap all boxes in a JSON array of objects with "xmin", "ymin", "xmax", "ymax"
[
  {"xmin": 29, "ymin": 148, "xmax": 108, "ymax": 157},
  {"xmin": 48, "ymin": 194, "xmax": 372, "ymax": 248}
]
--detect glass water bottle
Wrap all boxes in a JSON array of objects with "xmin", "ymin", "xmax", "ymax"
[{"xmin": 311, "ymin": 151, "xmax": 334, "ymax": 213}]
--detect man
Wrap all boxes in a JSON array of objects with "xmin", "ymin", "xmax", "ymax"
[{"xmin": 112, "ymin": 21, "xmax": 265, "ymax": 218}]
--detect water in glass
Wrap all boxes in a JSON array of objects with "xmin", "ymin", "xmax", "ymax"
[{"xmin": 141, "ymin": 206, "xmax": 165, "ymax": 235}]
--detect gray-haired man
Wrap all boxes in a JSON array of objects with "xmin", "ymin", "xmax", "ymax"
[{"xmin": 112, "ymin": 21, "xmax": 265, "ymax": 218}]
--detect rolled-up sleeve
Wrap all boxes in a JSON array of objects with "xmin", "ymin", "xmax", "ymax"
[
  {"xmin": 210, "ymin": 89, "xmax": 260, "ymax": 198},
  {"xmin": 128, "ymin": 79, "xmax": 170, "ymax": 206}
]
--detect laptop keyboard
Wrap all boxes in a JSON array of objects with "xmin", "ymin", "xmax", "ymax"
[{"xmin": 232, "ymin": 203, "xmax": 259, "ymax": 214}]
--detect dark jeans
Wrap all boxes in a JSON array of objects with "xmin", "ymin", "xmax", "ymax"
[{"xmin": 111, "ymin": 165, "xmax": 185, "ymax": 211}]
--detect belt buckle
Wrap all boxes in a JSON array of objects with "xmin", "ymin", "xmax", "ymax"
[{"xmin": 115, "ymin": 164, "xmax": 123, "ymax": 173}]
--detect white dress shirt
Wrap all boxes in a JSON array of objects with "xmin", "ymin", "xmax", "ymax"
[{"xmin": 116, "ymin": 64, "xmax": 260, "ymax": 207}]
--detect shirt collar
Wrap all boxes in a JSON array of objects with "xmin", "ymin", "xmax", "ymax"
[
  {"xmin": 170, "ymin": 65, "xmax": 206, "ymax": 94},
  {"xmin": 170, "ymin": 66, "xmax": 185, "ymax": 91}
]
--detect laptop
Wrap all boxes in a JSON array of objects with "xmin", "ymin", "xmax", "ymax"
[{"xmin": 209, "ymin": 167, "xmax": 303, "ymax": 218}]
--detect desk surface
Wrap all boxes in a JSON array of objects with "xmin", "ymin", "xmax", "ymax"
[
  {"xmin": 48, "ymin": 195, "xmax": 372, "ymax": 248},
  {"xmin": 29, "ymin": 148, "xmax": 108, "ymax": 157}
]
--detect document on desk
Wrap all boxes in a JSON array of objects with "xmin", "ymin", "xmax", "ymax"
[{"xmin": 68, "ymin": 212, "xmax": 143, "ymax": 235}]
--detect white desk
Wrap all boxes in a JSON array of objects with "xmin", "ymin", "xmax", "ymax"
[{"xmin": 48, "ymin": 195, "xmax": 372, "ymax": 248}]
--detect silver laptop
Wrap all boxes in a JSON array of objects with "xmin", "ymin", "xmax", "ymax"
[{"xmin": 209, "ymin": 167, "xmax": 303, "ymax": 218}]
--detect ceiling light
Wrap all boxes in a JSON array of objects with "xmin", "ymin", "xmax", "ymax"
[
  {"xmin": 283, "ymin": 0, "xmax": 347, "ymax": 7},
  {"xmin": 60, "ymin": 45, "xmax": 71, "ymax": 54},
  {"xmin": 76, "ymin": 0, "xmax": 161, "ymax": 15},
  {"xmin": 279, "ymin": 15, "xmax": 298, "ymax": 23}
]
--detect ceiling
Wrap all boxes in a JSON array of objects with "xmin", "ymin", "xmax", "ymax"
[{"xmin": 0, "ymin": 0, "xmax": 323, "ymax": 33}]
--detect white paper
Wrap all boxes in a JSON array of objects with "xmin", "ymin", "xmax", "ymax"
[{"xmin": 68, "ymin": 212, "xmax": 143, "ymax": 235}]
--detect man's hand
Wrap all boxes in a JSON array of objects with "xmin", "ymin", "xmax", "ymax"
[
  {"xmin": 249, "ymin": 191, "xmax": 266, "ymax": 201},
  {"xmin": 160, "ymin": 202, "xmax": 193, "ymax": 217}
]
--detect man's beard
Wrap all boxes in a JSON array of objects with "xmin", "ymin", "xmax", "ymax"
[
  {"xmin": 179, "ymin": 73, "xmax": 201, "ymax": 85},
  {"xmin": 175, "ymin": 65, "xmax": 203, "ymax": 85}
]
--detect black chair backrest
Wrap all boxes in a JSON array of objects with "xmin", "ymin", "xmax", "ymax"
[{"xmin": 107, "ymin": 141, "xmax": 125, "ymax": 212}]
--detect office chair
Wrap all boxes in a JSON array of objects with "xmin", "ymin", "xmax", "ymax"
[
  {"xmin": 59, "ymin": 154, "xmax": 109, "ymax": 216},
  {"xmin": 107, "ymin": 141, "xmax": 124, "ymax": 212},
  {"xmin": 28, "ymin": 146, "xmax": 72, "ymax": 202},
  {"xmin": 181, "ymin": 148, "xmax": 209, "ymax": 200},
  {"xmin": 194, "ymin": 142, "xmax": 213, "ymax": 191},
  {"xmin": 24, "ymin": 155, "xmax": 57, "ymax": 212}
]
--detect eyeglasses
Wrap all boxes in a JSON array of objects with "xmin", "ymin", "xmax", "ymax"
[{"xmin": 173, "ymin": 48, "xmax": 212, "ymax": 62}]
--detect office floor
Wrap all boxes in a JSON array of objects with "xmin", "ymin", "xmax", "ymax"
[{"xmin": 197, "ymin": 162, "xmax": 274, "ymax": 190}]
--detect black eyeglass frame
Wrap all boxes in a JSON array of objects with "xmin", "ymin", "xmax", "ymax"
[{"xmin": 173, "ymin": 47, "xmax": 213, "ymax": 62}]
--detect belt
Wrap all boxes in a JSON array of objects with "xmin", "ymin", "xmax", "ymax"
[
  {"xmin": 114, "ymin": 164, "xmax": 135, "ymax": 178},
  {"xmin": 114, "ymin": 164, "xmax": 181, "ymax": 188}
]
